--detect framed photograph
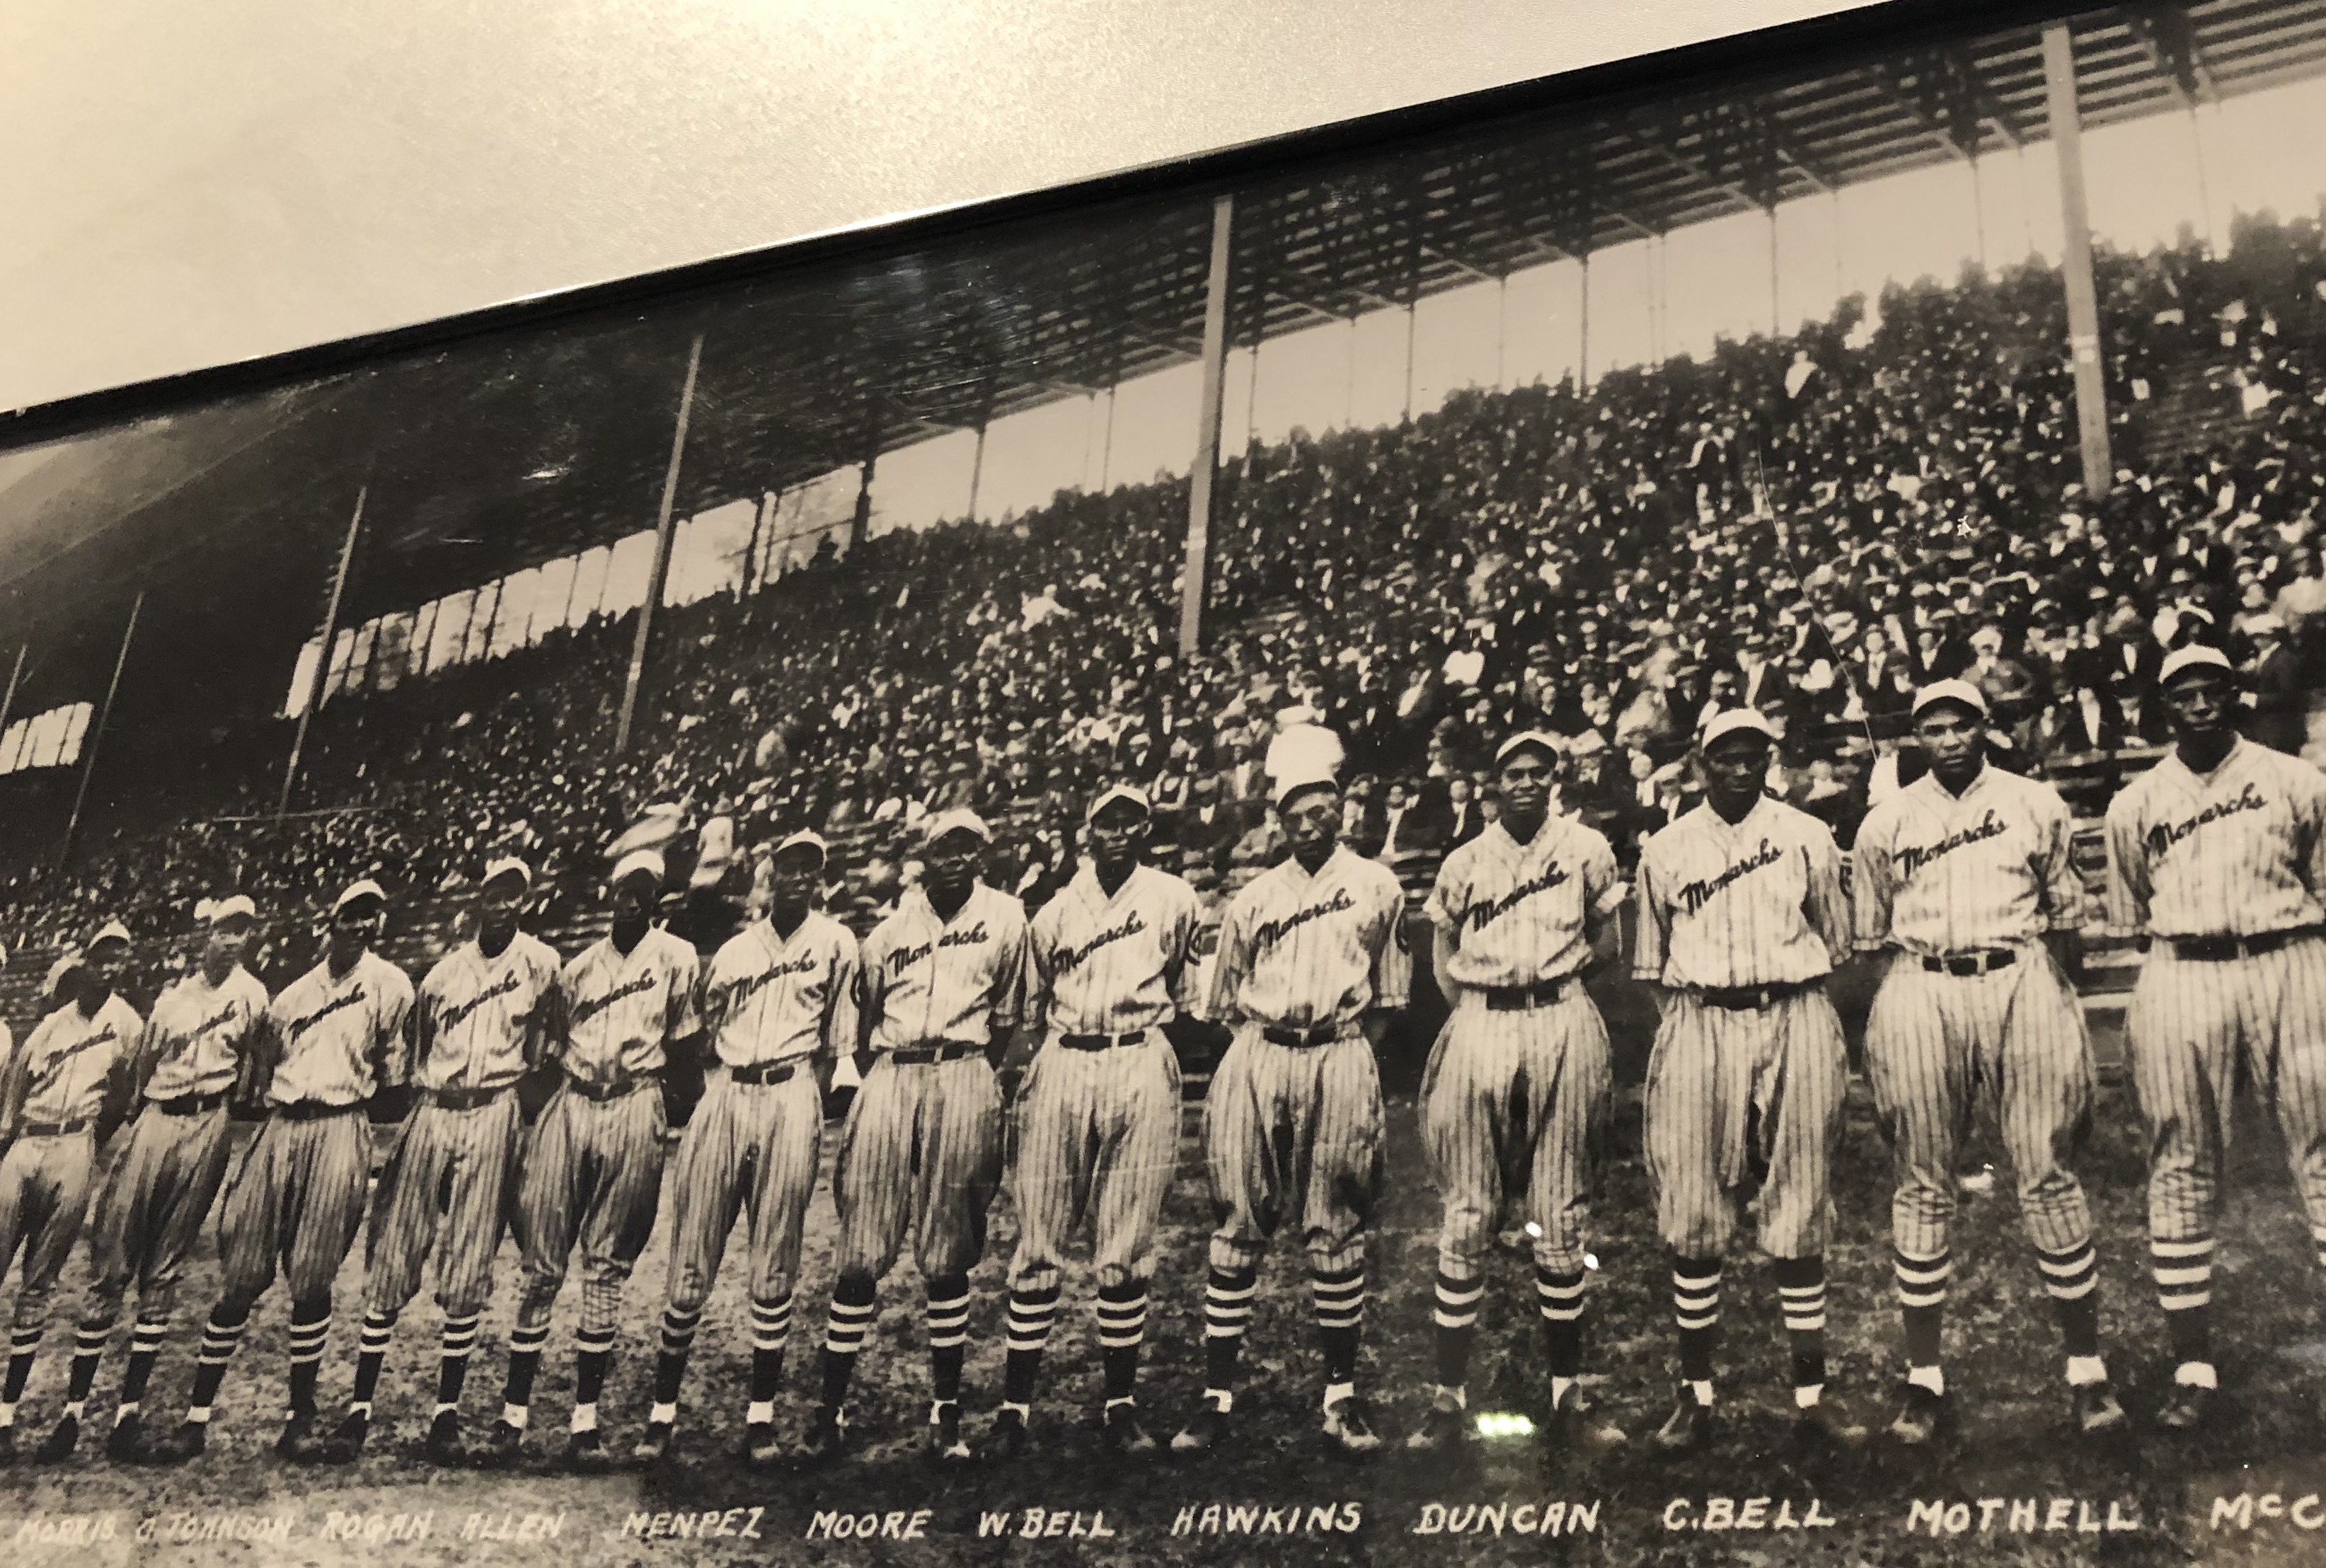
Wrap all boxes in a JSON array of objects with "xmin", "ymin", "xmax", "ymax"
[{"xmin": 7, "ymin": 0, "xmax": 2326, "ymax": 1561}]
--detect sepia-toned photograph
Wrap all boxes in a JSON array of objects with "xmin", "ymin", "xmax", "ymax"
[{"xmin": 11, "ymin": 1, "xmax": 2326, "ymax": 1562}]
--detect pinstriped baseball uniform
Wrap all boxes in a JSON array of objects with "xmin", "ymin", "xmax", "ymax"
[
  {"xmin": 1197, "ymin": 845, "xmax": 1410, "ymax": 1274},
  {"xmin": 1420, "ymin": 816, "xmax": 1624, "ymax": 1279},
  {"xmin": 1009, "ymin": 863, "xmax": 1199, "ymax": 1301},
  {"xmin": 365, "ymin": 932, "xmax": 561, "ymax": 1319},
  {"xmin": 662, "ymin": 913, "xmax": 857, "ymax": 1316},
  {"xmin": 1855, "ymin": 766, "xmax": 2094, "ymax": 1260},
  {"xmin": 515, "ymin": 926, "xmax": 700, "ymax": 1339},
  {"xmin": 81, "ymin": 967, "xmax": 269, "ymax": 1327},
  {"xmin": 1634, "ymin": 797, "xmax": 1850, "ymax": 1259},
  {"xmin": 2106, "ymin": 737, "xmax": 2326, "ymax": 1262},
  {"xmin": 835, "ymin": 882, "xmax": 1028, "ymax": 1281},
  {"xmin": 0, "ymin": 995, "xmax": 141, "ymax": 1332}
]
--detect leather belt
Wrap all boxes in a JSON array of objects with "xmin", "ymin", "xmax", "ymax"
[
  {"xmin": 272, "ymin": 1099, "xmax": 362, "ymax": 1122},
  {"xmin": 887, "ymin": 1043, "xmax": 982, "ymax": 1066},
  {"xmin": 1484, "ymin": 976, "xmax": 1576, "ymax": 1012},
  {"xmin": 153, "ymin": 1091, "xmax": 232, "ymax": 1117},
  {"xmin": 565, "ymin": 1070, "xmax": 652, "ymax": 1102},
  {"xmin": 426, "ymin": 1084, "xmax": 510, "ymax": 1112},
  {"xmin": 1695, "ymin": 979, "xmax": 1819, "ymax": 1012},
  {"xmin": 2172, "ymin": 926, "xmax": 2326, "ymax": 962},
  {"xmin": 1921, "ymin": 948, "xmax": 2017, "ymax": 977},
  {"xmin": 18, "ymin": 1117, "xmax": 90, "ymax": 1138},
  {"xmin": 1260, "ymin": 1022, "xmax": 1343, "ymax": 1049},
  {"xmin": 1059, "ymin": 1031, "xmax": 1148, "ymax": 1051},
  {"xmin": 727, "ymin": 1061, "xmax": 800, "ymax": 1086}
]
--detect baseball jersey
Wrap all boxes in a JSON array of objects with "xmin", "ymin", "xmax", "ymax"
[
  {"xmin": 11, "ymin": 993, "xmax": 141, "ymax": 1125},
  {"xmin": 860, "ymin": 882, "xmax": 1030, "ymax": 1053},
  {"xmin": 140, "ymin": 965, "xmax": 270, "ymax": 1102},
  {"xmin": 263, "ymin": 950, "xmax": 417, "ymax": 1109},
  {"xmin": 410, "ymin": 931, "xmax": 564, "ymax": 1093},
  {"xmin": 2105, "ymin": 734, "xmax": 2326, "ymax": 939},
  {"xmin": 1201, "ymin": 845, "xmax": 1412, "ymax": 1030},
  {"xmin": 558, "ymin": 926, "xmax": 703, "ymax": 1083},
  {"xmin": 1029, "ymin": 863, "xmax": 1202, "ymax": 1034},
  {"xmin": 1424, "ymin": 817, "xmax": 1623, "ymax": 988},
  {"xmin": 703, "ymin": 911, "xmax": 860, "ymax": 1066},
  {"xmin": 1633, "ymin": 795, "xmax": 1849, "ymax": 988},
  {"xmin": 1853, "ymin": 764, "xmax": 2084, "ymax": 956}
]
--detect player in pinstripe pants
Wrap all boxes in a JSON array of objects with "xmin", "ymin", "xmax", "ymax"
[
  {"xmin": 481, "ymin": 848, "xmax": 699, "ymax": 1472},
  {"xmin": 154, "ymin": 880, "xmax": 415, "ymax": 1465},
  {"xmin": 1632, "ymin": 709, "xmax": 1851, "ymax": 1455},
  {"xmin": 807, "ymin": 809, "xmax": 1028, "ymax": 1467},
  {"xmin": 329, "ymin": 858, "xmax": 561, "ymax": 1467},
  {"xmin": 1853, "ymin": 681, "xmax": 2125, "ymax": 1445},
  {"xmin": 632, "ymin": 830, "xmax": 857, "ymax": 1470},
  {"xmin": 37, "ymin": 898, "xmax": 267, "ymax": 1464},
  {"xmin": 1171, "ymin": 766, "xmax": 1410, "ymax": 1460},
  {"xmin": 988, "ymin": 783, "xmax": 1198, "ymax": 1460},
  {"xmin": 1405, "ymin": 733, "xmax": 1628, "ymax": 1459},
  {"xmin": 2106, "ymin": 645, "xmax": 2326, "ymax": 1429}
]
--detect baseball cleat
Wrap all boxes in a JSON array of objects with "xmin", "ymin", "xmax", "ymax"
[
  {"xmin": 1650, "ymin": 1388, "xmax": 1715, "ymax": 1454},
  {"xmin": 796, "ymin": 1408, "xmax": 848, "ymax": 1467},
  {"xmin": 927, "ymin": 1404, "xmax": 974, "ymax": 1467},
  {"xmin": 1322, "ymin": 1395, "xmax": 1383, "ymax": 1457},
  {"xmin": 105, "ymin": 1410, "xmax": 145, "ymax": 1463},
  {"xmin": 986, "ymin": 1407, "xmax": 1030, "ymax": 1460},
  {"xmin": 1883, "ymin": 1383, "xmax": 1950, "ymax": 1447},
  {"xmin": 150, "ymin": 1421, "xmax": 206, "ymax": 1465},
  {"xmin": 1102, "ymin": 1404, "xmax": 1159, "ymax": 1458},
  {"xmin": 566, "ymin": 1429, "xmax": 611, "ymax": 1474},
  {"xmin": 422, "ymin": 1410, "xmax": 466, "ymax": 1466},
  {"xmin": 1403, "ymin": 1395, "xmax": 1472, "ymax": 1454},
  {"xmin": 33, "ymin": 1412, "xmax": 79, "ymax": 1463},
  {"xmin": 476, "ymin": 1419, "xmax": 526, "ymax": 1470},
  {"xmin": 275, "ymin": 1410, "xmax": 328, "ymax": 1464},
  {"xmin": 2073, "ymin": 1381, "xmax": 2129, "ymax": 1436},
  {"xmin": 741, "ymin": 1422, "xmax": 783, "ymax": 1471},
  {"xmin": 2155, "ymin": 1380, "xmax": 2213, "ymax": 1431},
  {"xmin": 322, "ymin": 1409, "xmax": 369, "ymax": 1465},
  {"xmin": 631, "ymin": 1420, "xmax": 676, "ymax": 1464},
  {"xmin": 1790, "ymin": 1403, "xmax": 1862, "ymax": 1457},
  {"xmin": 0, "ymin": 1425, "xmax": 16, "ymax": 1465},
  {"xmin": 1170, "ymin": 1404, "xmax": 1231, "ymax": 1455},
  {"xmin": 1550, "ymin": 1386, "xmax": 1628, "ymax": 1451}
]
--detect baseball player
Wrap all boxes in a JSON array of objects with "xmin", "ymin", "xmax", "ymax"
[
  {"xmin": 989, "ymin": 783, "xmax": 1199, "ymax": 1460},
  {"xmin": 805, "ymin": 808, "xmax": 1027, "ymax": 1467},
  {"xmin": 1632, "ymin": 709, "xmax": 1850, "ymax": 1453},
  {"xmin": 330, "ymin": 857, "xmax": 560, "ymax": 1466},
  {"xmin": 1172, "ymin": 764, "xmax": 1410, "ymax": 1460},
  {"xmin": 154, "ymin": 881, "xmax": 413, "ymax": 1464},
  {"xmin": 2105, "ymin": 643, "xmax": 2326, "ymax": 1429},
  {"xmin": 481, "ymin": 848, "xmax": 699, "ymax": 1472},
  {"xmin": 1854, "ymin": 681, "xmax": 2124, "ymax": 1443},
  {"xmin": 0, "ymin": 923, "xmax": 140, "ymax": 1461},
  {"xmin": 37, "ymin": 898, "xmax": 267, "ymax": 1464},
  {"xmin": 631, "ymin": 831, "xmax": 855, "ymax": 1470},
  {"xmin": 1407, "ymin": 733, "xmax": 1628, "ymax": 1457}
]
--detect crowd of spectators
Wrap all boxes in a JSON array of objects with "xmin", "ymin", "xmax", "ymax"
[{"xmin": 9, "ymin": 212, "xmax": 2326, "ymax": 962}]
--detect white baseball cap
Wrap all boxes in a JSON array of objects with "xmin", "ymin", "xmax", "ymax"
[
  {"xmin": 200, "ymin": 894, "xmax": 258, "ymax": 925},
  {"xmin": 1493, "ymin": 730, "xmax": 1565, "ymax": 768},
  {"xmin": 332, "ymin": 880, "xmax": 389, "ymax": 916},
  {"xmin": 1086, "ymin": 783, "xmax": 1152, "ymax": 822},
  {"xmin": 2160, "ymin": 644, "xmax": 2235, "ymax": 686},
  {"xmin": 1911, "ymin": 679, "xmax": 1988, "ymax": 721},
  {"xmin": 1699, "ymin": 708, "xmax": 1779, "ymax": 749},
  {"xmin": 1272, "ymin": 766, "xmax": 1340, "ymax": 811},
  {"xmin": 770, "ymin": 829, "xmax": 831, "ymax": 865},
  {"xmin": 609, "ymin": 848, "xmax": 666, "ymax": 888},
  {"xmin": 87, "ymin": 919, "xmax": 132, "ymax": 951},
  {"xmin": 480, "ymin": 855, "xmax": 533, "ymax": 892},
  {"xmin": 921, "ymin": 808, "xmax": 993, "ymax": 847}
]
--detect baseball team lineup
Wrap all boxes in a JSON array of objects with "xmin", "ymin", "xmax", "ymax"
[{"xmin": 0, "ymin": 638, "xmax": 2322, "ymax": 1490}]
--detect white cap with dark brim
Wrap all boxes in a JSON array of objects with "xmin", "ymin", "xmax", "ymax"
[
  {"xmin": 922, "ymin": 808, "xmax": 993, "ymax": 847},
  {"xmin": 2160, "ymin": 644, "xmax": 2235, "ymax": 686},
  {"xmin": 1272, "ymin": 768, "xmax": 1340, "ymax": 811},
  {"xmin": 87, "ymin": 919, "xmax": 132, "ymax": 950},
  {"xmin": 1699, "ymin": 708, "xmax": 1780, "ymax": 749},
  {"xmin": 610, "ymin": 848, "xmax": 667, "ymax": 888},
  {"xmin": 1493, "ymin": 730, "xmax": 1566, "ymax": 767},
  {"xmin": 481, "ymin": 856, "xmax": 533, "ymax": 891},
  {"xmin": 333, "ymin": 879, "xmax": 389, "ymax": 916},
  {"xmin": 1086, "ymin": 783, "xmax": 1152, "ymax": 822},
  {"xmin": 771, "ymin": 829, "xmax": 831, "ymax": 865},
  {"xmin": 1911, "ymin": 678, "xmax": 1989, "ymax": 721},
  {"xmin": 200, "ymin": 894, "xmax": 258, "ymax": 924}
]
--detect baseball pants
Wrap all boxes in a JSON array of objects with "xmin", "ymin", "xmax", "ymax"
[
  {"xmin": 1006, "ymin": 1031, "xmax": 1180, "ymax": 1297},
  {"xmin": 1420, "ymin": 990, "xmax": 1611, "ymax": 1279},
  {"xmin": 662, "ymin": 1070, "xmax": 821, "ymax": 1315},
  {"xmin": 831, "ymin": 1054, "xmax": 1003, "ymax": 1282},
  {"xmin": 0, "ymin": 1131, "xmax": 97, "ymax": 1332},
  {"xmin": 2130, "ymin": 937, "xmax": 2326, "ymax": 1246},
  {"xmin": 1865, "ymin": 951, "xmax": 2095, "ymax": 1259},
  {"xmin": 217, "ymin": 1108, "xmax": 372, "ymax": 1308},
  {"xmin": 1202, "ymin": 1025, "xmax": 1384, "ymax": 1275},
  {"xmin": 364, "ymin": 1095, "xmax": 522, "ymax": 1319},
  {"xmin": 514, "ymin": 1084, "xmax": 669, "ymax": 1335},
  {"xmin": 81, "ymin": 1104, "xmax": 236, "ymax": 1327},
  {"xmin": 1643, "ymin": 988, "xmax": 1846, "ymax": 1260}
]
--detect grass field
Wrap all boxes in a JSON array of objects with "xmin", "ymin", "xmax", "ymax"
[{"xmin": 6, "ymin": 967, "xmax": 2326, "ymax": 1568}]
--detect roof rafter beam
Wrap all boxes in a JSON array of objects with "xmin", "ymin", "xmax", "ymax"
[
  {"xmin": 1418, "ymin": 244, "xmax": 1497, "ymax": 284},
  {"xmin": 2124, "ymin": 4, "xmax": 2219, "ymax": 108},
  {"xmin": 1621, "ymin": 111, "xmax": 1789, "ymax": 213}
]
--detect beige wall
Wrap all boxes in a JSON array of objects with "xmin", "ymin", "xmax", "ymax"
[{"xmin": 1, "ymin": 0, "xmax": 1871, "ymax": 415}]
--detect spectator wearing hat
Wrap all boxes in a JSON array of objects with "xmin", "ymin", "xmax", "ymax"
[{"xmin": 2240, "ymin": 614, "xmax": 2308, "ymax": 755}]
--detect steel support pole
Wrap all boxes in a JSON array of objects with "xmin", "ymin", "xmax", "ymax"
[
  {"xmin": 61, "ymin": 589, "xmax": 143, "ymax": 866},
  {"xmin": 1402, "ymin": 301, "xmax": 1417, "ymax": 422},
  {"xmin": 1495, "ymin": 274, "xmax": 1509, "ymax": 393},
  {"xmin": 848, "ymin": 453, "xmax": 876, "ymax": 553},
  {"xmin": 0, "ymin": 642, "xmax": 25, "ymax": 764},
  {"xmin": 967, "ymin": 422, "xmax": 989, "ymax": 522},
  {"xmin": 615, "ymin": 330, "xmax": 705, "ymax": 755},
  {"xmin": 1577, "ymin": 253, "xmax": 1592, "ymax": 390},
  {"xmin": 2043, "ymin": 23, "xmax": 2114, "ymax": 498},
  {"xmin": 1768, "ymin": 208, "xmax": 1782, "ymax": 337},
  {"xmin": 1099, "ymin": 387, "xmax": 1117, "ymax": 491},
  {"xmin": 278, "ymin": 486, "xmax": 366, "ymax": 817},
  {"xmin": 1178, "ymin": 192, "xmax": 1234, "ymax": 657}
]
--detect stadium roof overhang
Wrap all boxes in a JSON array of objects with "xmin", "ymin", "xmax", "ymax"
[{"xmin": 5, "ymin": 0, "xmax": 2326, "ymax": 677}]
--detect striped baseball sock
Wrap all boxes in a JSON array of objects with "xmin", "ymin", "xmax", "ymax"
[
  {"xmin": 434, "ymin": 1312, "xmax": 480, "ymax": 1414},
  {"xmin": 1002, "ymin": 1284, "xmax": 1061, "ymax": 1405},
  {"xmin": 570, "ymin": 1326, "xmax": 616, "ymax": 1434},
  {"xmin": 926, "ymin": 1276, "xmax": 972, "ymax": 1406},
  {"xmin": 1096, "ymin": 1281, "xmax": 1148, "ymax": 1405},
  {"xmin": 187, "ymin": 1307, "xmax": 248, "ymax": 1418},
  {"xmin": 500, "ymin": 1321, "xmax": 550, "ymax": 1424},
  {"xmin": 1200, "ymin": 1265, "xmax": 1258, "ymax": 1402},
  {"xmin": 2152, "ymin": 1235, "xmax": 2214, "ymax": 1371},
  {"xmin": 651, "ymin": 1306, "xmax": 700, "ymax": 1407},
  {"xmin": 1431, "ymin": 1269, "xmax": 1483, "ymax": 1390},
  {"xmin": 287, "ymin": 1307, "xmax": 331, "ymax": 1418},
  {"xmin": 65, "ymin": 1317, "xmax": 113, "ymax": 1407},
  {"xmin": 1536, "ymin": 1266, "xmax": 1587, "ymax": 1392},
  {"xmin": 1773, "ymin": 1255, "xmax": 1827, "ymax": 1403},
  {"xmin": 2037, "ymin": 1241, "xmax": 2101, "ymax": 1361},
  {"xmin": 4, "ymin": 1327, "xmax": 42, "ymax": 1406},
  {"xmin": 120, "ymin": 1317, "xmax": 170, "ymax": 1407},
  {"xmin": 818, "ymin": 1277, "xmax": 877, "ymax": 1412},
  {"xmin": 748, "ymin": 1295, "xmax": 793, "ymax": 1406},
  {"xmin": 1671, "ymin": 1257, "xmax": 1721, "ymax": 1388},
  {"xmin": 1311, "ymin": 1264, "xmax": 1365, "ymax": 1388},
  {"xmin": 1894, "ymin": 1247, "xmax": 1950, "ymax": 1389},
  {"xmin": 350, "ymin": 1309, "xmax": 397, "ymax": 1413}
]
